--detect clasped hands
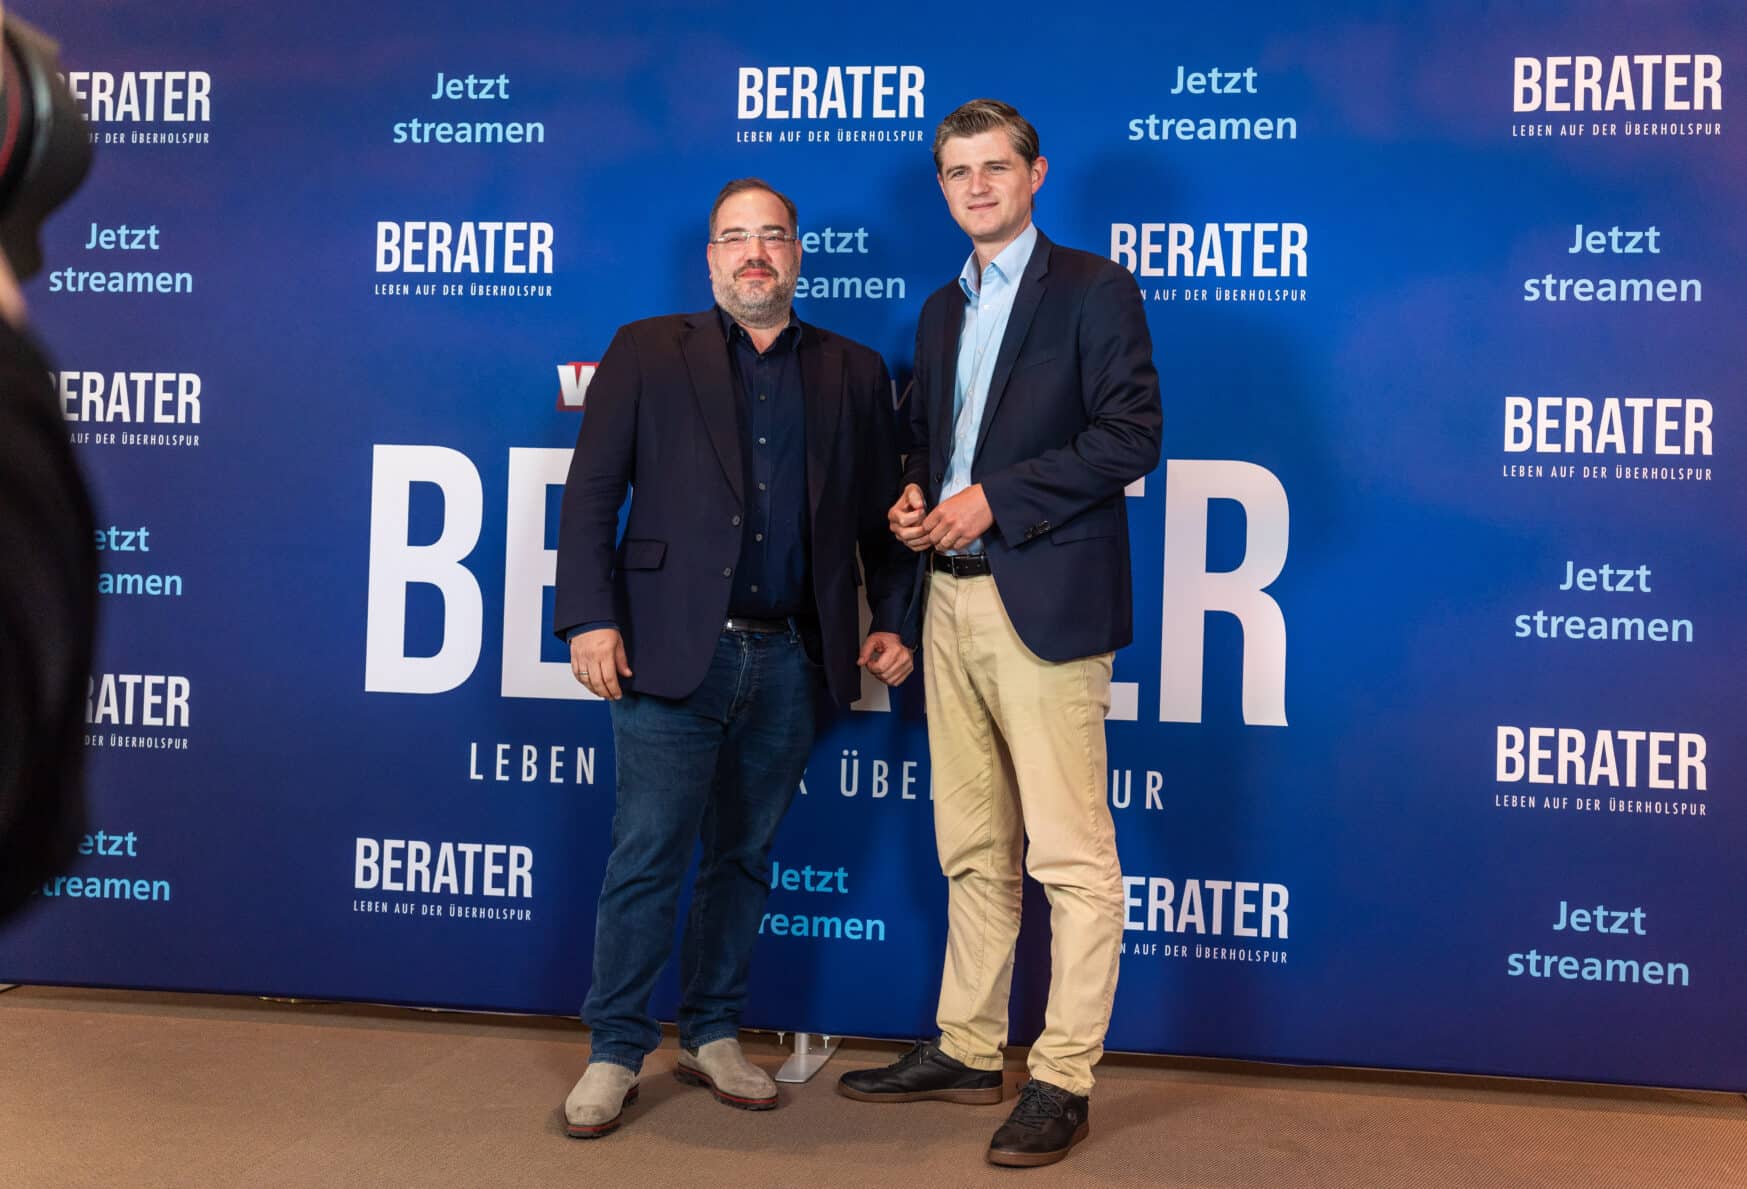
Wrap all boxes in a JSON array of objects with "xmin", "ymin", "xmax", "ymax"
[{"xmin": 888, "ymin": 482, "xmax": 992, "ymax": 555}]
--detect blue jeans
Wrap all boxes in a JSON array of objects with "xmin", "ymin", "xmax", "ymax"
[{"xmin": 583, "ymin": 627, "xmax": 818, "ymax": 1070}]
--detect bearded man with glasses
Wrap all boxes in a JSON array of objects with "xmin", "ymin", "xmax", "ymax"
[{"xmin": 553, "ymin": 178, "xmax": 915, "ymax": 1138}]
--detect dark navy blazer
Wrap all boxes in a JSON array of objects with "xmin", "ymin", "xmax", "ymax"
[
  {"xmin": 904, "ymin": 232, "xmax": 1163, "ymax": 661},
  {"xmin": 554, "ymin": 308, "xmax": 911, "ymax": 707}
]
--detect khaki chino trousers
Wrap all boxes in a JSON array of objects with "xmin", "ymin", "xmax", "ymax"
[{"xmin": 924, "ymin": 570, "xmax": 1124, "ymax": 1097}]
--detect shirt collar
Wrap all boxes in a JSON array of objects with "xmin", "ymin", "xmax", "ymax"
[
  {"xmin": 716, "ymin": 304, "xmax": 803, "ymax": 353},
  {"xmin": 958, "ymin": 222, "xmax": 1039, "ymax": 301}
]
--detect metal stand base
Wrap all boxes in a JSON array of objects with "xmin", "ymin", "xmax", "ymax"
[{"xmin": 774, "ymin": 1032, "xmax": 840, "ymax": 1083}]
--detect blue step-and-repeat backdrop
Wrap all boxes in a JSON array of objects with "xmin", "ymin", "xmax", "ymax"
[{"xmin": 3, "ymin": 1, "xmax": 1743, "ymax": 1092}]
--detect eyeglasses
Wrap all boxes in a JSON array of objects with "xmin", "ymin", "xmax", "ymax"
[{"xmin": 708, "ymin": 230, "xmax": 799, "ymax": 248}]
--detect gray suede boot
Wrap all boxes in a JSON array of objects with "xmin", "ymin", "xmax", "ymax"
[
  {"xmin": 564, "ymin": 1062, "xmax": 639, "ymax": 1138},
  {"xmin": 675, "ymin": 1038, "xmax": 778, "ymax": 1109}
]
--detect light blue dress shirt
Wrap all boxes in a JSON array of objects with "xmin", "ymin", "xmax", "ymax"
[{"xmin": 940, "ymin": 222, "xmax": 1038, "ymax": 554}]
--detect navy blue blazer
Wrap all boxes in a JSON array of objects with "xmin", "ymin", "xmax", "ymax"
[
  {"xmin": 554, "ymin": 309, "xmax": 911, "ymax": 707},
  {"xmin": 904, "ymin": 232, "xmax": 1163, "ymax": 661}
]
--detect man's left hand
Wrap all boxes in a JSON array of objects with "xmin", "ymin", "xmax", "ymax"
[
  {"xmin": 858, "ymin": 631, "xmax": 914, "ymax": 686},
  {"xmin": 923, "ymin": 484, "xmax": 994, "ymax": 553}
]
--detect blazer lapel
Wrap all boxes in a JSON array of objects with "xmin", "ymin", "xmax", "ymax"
[
  {"xmin": 799, "ymin": 325, "xmax": 843, "ymax": 521},
  {"xmin": 933, "ymin": 297, "xmax": 964, "ymax": 480},
  {"xmin": 679, "ymin": 310, "xmax": 744, "ymax": 504},
  {"xmin": 973, "ymin": 234, "xmax": 1051, "ymax": 462}
]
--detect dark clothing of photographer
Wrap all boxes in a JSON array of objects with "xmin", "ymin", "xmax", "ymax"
[{"xmin": 0, "ymin": 319, "xmax": 94, "ymax": 920}]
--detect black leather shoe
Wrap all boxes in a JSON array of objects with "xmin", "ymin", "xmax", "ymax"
[
  {"xmin": 837, "ymin": 1039, "xmax": 1005, "ymax": 1104},
  {"xmin": 986, "ymin": 1079, "xmax": 1089, "ymax": 1167}
]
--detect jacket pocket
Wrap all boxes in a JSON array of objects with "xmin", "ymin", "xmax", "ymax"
[{"xmin": 618, "ymin": 538, "xmax": 667, "ymax": 569}]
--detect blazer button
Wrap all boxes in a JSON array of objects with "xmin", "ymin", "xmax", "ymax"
[
  {"xmin": 731, "ymin": 514, "xmax": 742, "ymax": 526},
  {"xmin": 722, "ymin": 567, "xmax": 732, "ymax": 578}
]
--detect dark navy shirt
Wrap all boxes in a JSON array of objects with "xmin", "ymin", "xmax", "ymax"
[
  {"xmin": 566, "ymin": 309, "xmax": 814, "ymax": 641},
  {"xmin": 719, "ymin": 306, "xmax": 812, "ymax": 620}
]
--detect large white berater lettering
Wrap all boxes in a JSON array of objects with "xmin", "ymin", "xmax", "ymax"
[
  {"xmin": 365, "ymin": 445, "xmax": 484, "ymax": 694},
  {"xmin": 501, "ymin": 448, "xmax": 594, "ymax": 700},
  {"xmin": 366, "ymin": 448, "xmax": 1290, "ymax": 723},
  {"xmin": 1161, "ymin": 460, "xmax": 1289, "ymax": 725}
]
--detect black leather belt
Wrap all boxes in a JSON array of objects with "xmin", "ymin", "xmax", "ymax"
[
  {"xmin": 931, "ymin": 552, "xmax": 991, "ymax": 577},
  {"xmin": 723, "ymin": 616, "xmax": 793, "ymax": 634}
]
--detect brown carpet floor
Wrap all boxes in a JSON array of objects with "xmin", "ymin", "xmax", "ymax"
[{"xmin": 0, "ymin": 986, "xmax": 1741, "ymax": 1188}]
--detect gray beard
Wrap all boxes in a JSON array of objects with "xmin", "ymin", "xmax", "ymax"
[{"xmin": 712, "ymin": 273, "xmax": 797, "ymax": 329}]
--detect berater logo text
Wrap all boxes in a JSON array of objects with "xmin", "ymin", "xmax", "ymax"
[
  {"xmin": 1514, "ymin": 55, "xmax": 1721, "ymax": 112},
  {"xmin": 1496, "ymin": 726, "xmax": 1705, "ymax": 791},
  {"xmin": 1123, "ymin": 876, "xmax": 1288, "ymax": 937},
  {"xmin": 1511, "ymin": 55, "xmax": 1723, "ymax": 138},
  {"xmin": 1504, "ymin": 397, "xmax": 1712, "ymax": 454},
  {"xmin": 85, "ymin": 673, "xmax": 190, "ymax": 730},
  {"xmin": 374, "ymin": 221, "xmax": 554, "ymax": 298},
  {"xmin": 58, "ymin": 371, "xmax": 202, "ymax": 426},
  {"xmin": 354, "ymin": 837, "xmax": 533, "ymax": 898},
  {"xmin": 1495, "ymin": 391, "xmax": 1712, "ymax": 478},
  {"xmin": 1499, "ymin": 396, "xmax": 1715, "ymax": 484},
  {"xmin": 64, "ymin": 70, "xmax": 212, "ymax": 145},
  {"xmin": 58, "ymin": 371, "xmax": 202, "ymax": 450},
  {"xmin": 1122, "ymin": 875, "xmax": 1289, "ymax": 964},
  {"xmin": 735, "ymin": 66, "xmax": 926, "ymax": 145},
  {"xmin": 66, "ymin": 71, "xmax": 212, "ymax": 122},
  {"xmin": 375, "ymin": 222, "xmax": 552, "ymax": 273},
  {"xmin": 1112, "ymin": 222, "xmax": 1308, "ymax": 303},
  {"xmin": 738, "ymin": 66, "xmax": 923, "ymax": 119}
]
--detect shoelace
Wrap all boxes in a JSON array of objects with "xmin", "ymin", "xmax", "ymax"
[
  {"xmin": 1008, "ymin": 1082, "xmax": 1067, "ymax": 1129},
  {"xmin": 895, "ymin": 1041, "xmax": 937, "ymax": 1068}
]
